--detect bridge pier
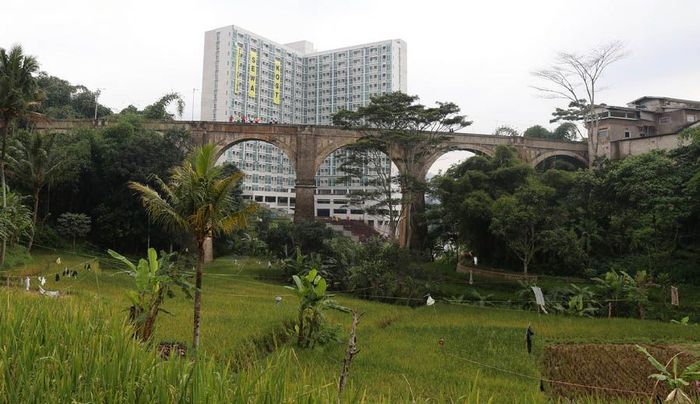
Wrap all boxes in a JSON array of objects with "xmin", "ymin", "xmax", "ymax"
[
  {"xmin": 293, "ymin": 181, "xmax": 316, "ymax": 223},
  {"xmin": 291, "ymin": 129, "xmax": 320, "ymax": 224}
]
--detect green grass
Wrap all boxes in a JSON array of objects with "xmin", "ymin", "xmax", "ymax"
[{"xmin": 2, "ymin": 248, "xmax": 699, "ymax": 402}]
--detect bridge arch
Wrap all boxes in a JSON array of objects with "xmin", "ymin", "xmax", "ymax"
[
  {"xmin": 531, "ymin": 150, "xmax": 588, "ymax": 170},
  {"xmin": 420, "ymin": 145, "xmax": 495, "ymax": 180},
  {"xmin": 215, "ymin": 137, "xmax": 298, "ymax": 215},
  {"xmin": 313, "ymin": 141, "xmax": 400, "ymax": 223},
  {"xmin": 213, "ymin": 134, "xmax": 296, "ymax": 168}
]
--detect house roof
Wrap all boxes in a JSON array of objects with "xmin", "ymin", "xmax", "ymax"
[{"xmin": 629, "ymin": 96, "xmax": 700, "ymax": 106}]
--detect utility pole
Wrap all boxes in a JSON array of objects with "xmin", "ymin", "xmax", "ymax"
[
  {"xmin": 94, "ymin": 88, "xmax": 105, "ymax": 120},
  {"xmin": 191, "ymin": 88, "xmax": 199, "ymax": 121}
]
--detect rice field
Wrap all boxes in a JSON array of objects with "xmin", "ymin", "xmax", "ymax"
[{"xmin": 1, "ymin": 249, "xmax": 699, "ymax": 402}]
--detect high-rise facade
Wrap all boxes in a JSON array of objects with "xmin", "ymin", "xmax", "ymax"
[{"xmin": 201, "ymin": 25, "xmax": 406, "ymax": 224}]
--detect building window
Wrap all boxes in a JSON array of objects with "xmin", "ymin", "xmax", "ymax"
[
  {"xmin": 624, "ymin": 129, "xmax": 630, "ymax": 138},
  {"xmin": 597, "ymin": 129, "xmax": 608, "ymax": 137},
  {"xmin": 688, "ymin": 115, "xmax": 697, "ymax": 123}
]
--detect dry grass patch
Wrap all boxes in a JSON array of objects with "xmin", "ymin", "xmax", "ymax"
[{"xmin": 541, "ymin": 343, "xmax": 700, "ymax": 402}]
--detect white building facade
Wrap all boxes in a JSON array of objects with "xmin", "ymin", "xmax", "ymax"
[{"xmin": 201, "ymin": 25, "xmax": 406, "ymax": 224}]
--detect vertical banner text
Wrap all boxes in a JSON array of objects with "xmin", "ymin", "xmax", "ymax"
[
  {"xmin": 234, "ymin": 45, "xmax": 243, "ymax": 94},
  {"xmin": 248, "ymin": 50, "xmax": 258, "ymax": 98},
  {"xmin": 273, "ymin": 60, "xmax": 282, "ymax": 105}
]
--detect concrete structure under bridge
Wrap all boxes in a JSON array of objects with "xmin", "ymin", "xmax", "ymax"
[{"xmin": 24, "ymin": 119, "xmax": 589, "ymax": 257}]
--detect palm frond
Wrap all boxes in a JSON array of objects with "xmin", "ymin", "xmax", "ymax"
[{"xmin": 128, "ymin": 181, "xmax": 190, "ymax": 233}]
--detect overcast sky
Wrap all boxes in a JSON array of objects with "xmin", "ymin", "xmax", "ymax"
[{"xmin": 2, "ymin": 0, "xmax": 699, "ymax": 172}]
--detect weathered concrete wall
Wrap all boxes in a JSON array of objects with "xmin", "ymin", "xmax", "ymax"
[{"xmin": 611, "ymin": 133, "xmax": 692, "ymax": 159}]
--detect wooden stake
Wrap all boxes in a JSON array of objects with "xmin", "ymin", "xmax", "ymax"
[{"xmin": 338, "ymin": 310, "xmax": 362, "ymax": 399}]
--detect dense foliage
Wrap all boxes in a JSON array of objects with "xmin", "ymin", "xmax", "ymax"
[
  {"xmin": 35, "ymin": 73, "xmax": 112, "ymax": 119},
  {"xmin": 333, "ymin": 92, "xmax": 471, "ymax": 250},
  {"xmin": 430, "ymin": 138, "xmax": 700, "ymax": 282}
]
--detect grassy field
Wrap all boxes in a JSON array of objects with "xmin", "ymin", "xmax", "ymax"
[{"xmin": 2, "ymin": 248, "xmax": 699, "ymax": 402}]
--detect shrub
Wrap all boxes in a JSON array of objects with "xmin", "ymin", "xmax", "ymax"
[
  {"xmin": 108, "ymin": 248, "xmax": 192, "ymax": 342},
  {"xmin": 348, "ymin": 239, "xmax": 431, "ymax": 306},
  {"xmin": 55, "ymin": 212, "xmax": 91, "ymax": 249},
  {"xmin": 285, "ymin": 268, "xmax": 349, "ymax": 348},
  {"xmin": 31, "ymin": 224, "xmax": 64, "ymax": 249},
  {"xmin": 280, "ymin": 246, "xmax": 322, "ymax": 279},
  {"xmin": 1, "ymin": 245, "xmax": 32, "ymax": 268}
]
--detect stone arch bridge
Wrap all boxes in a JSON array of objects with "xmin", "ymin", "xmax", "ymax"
[{"xmin": 33, "ymin": 119, "xmax": 588, "ymax": 224}]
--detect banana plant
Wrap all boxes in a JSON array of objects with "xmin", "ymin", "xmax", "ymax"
[
  {"xmin": 552, "ymin": 284, "xmax": 599, "ymax": 317},
  {"xmin": 285, "ymin": 267, "xmax": 349, "ymax": 348},
  {"xmin": 636, "ymin": 345, "xmax": 700, "ymax": 403},
  {"xmin": 108, "ymin": 248, "xmax": 192, "ymax": 343},
  {"xmin": 671, "ymin": 316, "xmax": 690, "ymax": 326}
]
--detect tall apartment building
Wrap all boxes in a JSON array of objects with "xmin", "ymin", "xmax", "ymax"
[{"xmin": 201, "ymin": 25, "xmax": 407, "ymax": 225}]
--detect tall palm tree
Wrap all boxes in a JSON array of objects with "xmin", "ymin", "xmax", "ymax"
[
  {"xmin": 0, "ymin": 45, "xmax": 42, "ymax": 264},
  {"xmin": 8, "ymin": 131, "xmax": 63, "ymax": 250},
  {"xmin": 128, "ymin": 144, "xmax": 253, "ymax": 354}
]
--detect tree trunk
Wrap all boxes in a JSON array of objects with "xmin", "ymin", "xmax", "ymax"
[
  {"xmin": 408, "ymin": 189, "xmax": 427, "ymax": 252},
  {"xmin": 523, "ymin": 260, "xmax": 528, "ymax": 275},
  {"xmin": 338, "ymin": 310, "xmax": 361, "ymax": 397},
  {"xmin": 28, "ymin": 186, "xmax": 40, "ymax": 251},
  {"xmin": 44, "ymin": 183, "xmax": 50, "ymax": 224},
  {"xmin": 192, "ymin": 239, "xmax": 205, "ymax": 356},
  {"xmin": 0, "ymin": 124, "xmax": 8, "ymax": 266},
  {"xmin": 142, "ymin": 289, "xmax": 165, "ymax": 342}
]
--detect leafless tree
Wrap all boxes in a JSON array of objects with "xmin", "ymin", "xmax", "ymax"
[{"xmin": 532, "ymin": 41, "xmax": 627, "ymax": 157}]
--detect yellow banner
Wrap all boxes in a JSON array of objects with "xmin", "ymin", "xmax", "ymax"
[
  {"xmin": 248, "ymin": 50, "xmax": 258, "ymax": 98},
  {"xmin": 273, "ymin": 60, "xmax": 282, "ymax": 105},
  {"xmin": 234, "ymin": 45, "xmax": 243, "ymax": 94}
]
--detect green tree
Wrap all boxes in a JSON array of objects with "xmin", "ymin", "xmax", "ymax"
[
  {"xmin": 36, "ymin": 73, "xmax": 112, "ymax": 119},
  {"xmin": 8, "ymin": 131, "xmax": 65, "ymax": 250},
  {"xmin": 108, "ymin": 248, "xmax": 192, "ymax": 342},
  {"xmin": 523, "ymin": 125, "xmax": 552, "ymax": 139},
  {"xmin": 492, "ymin": 125, "xmax": 520, "ymax": 137},
  {"xmin": 550, "ymin": 99, "xmax": 587, "ymax": 126},
  {"xmin": 336, "ymin": 146, "xmax": 400, "ymax": 238},
  {"xmin": 592, "ymin": 270, "xmax": 626, "ymax": 317},
  {"xmin": 430, "ymin": 145, "xmax": 532, "ymax": 268},
  {"xmin": 42, "ymin": 114, "xmax": 192, "ymax": 252},
  {"xmin": 55, "ymin": 212, "xmax": 91, "ymax": 249},
  {"xmin": 490, "ymin": 181, "xmax": 556, "ymax": 274},
  {"xmin": 119, "ymin": 92, "xmax": 184, "ymax": 120},
  {"xmin": 0, "ymin": 45, "xmax": 42, "ymax": 264},
  {"xmin": 0, "ymin": 190, "xmax": 32, "ymax": 248},
  {"xmin": 128, "ymin": 144, "xmax": 254, "ymax": 354},
  {"xmin": 551, "ymin": 122, "xmax": 580, "ymax": 141},
  {"xmin": 333, "ymin": 92, "xmax": 471, "ymax": 251}
]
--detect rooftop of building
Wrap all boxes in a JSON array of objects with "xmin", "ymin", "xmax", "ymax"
[
  {"xmin": 629, "ymin": 96, "xmax": 700, "ymax": 106},
  {"xmin": 206, "ymin": 24, "xmax": 405, "ymax": 57},
  {"xmin": 596, "ymin": 96, "xmax": 700, "ymax": 112}
]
